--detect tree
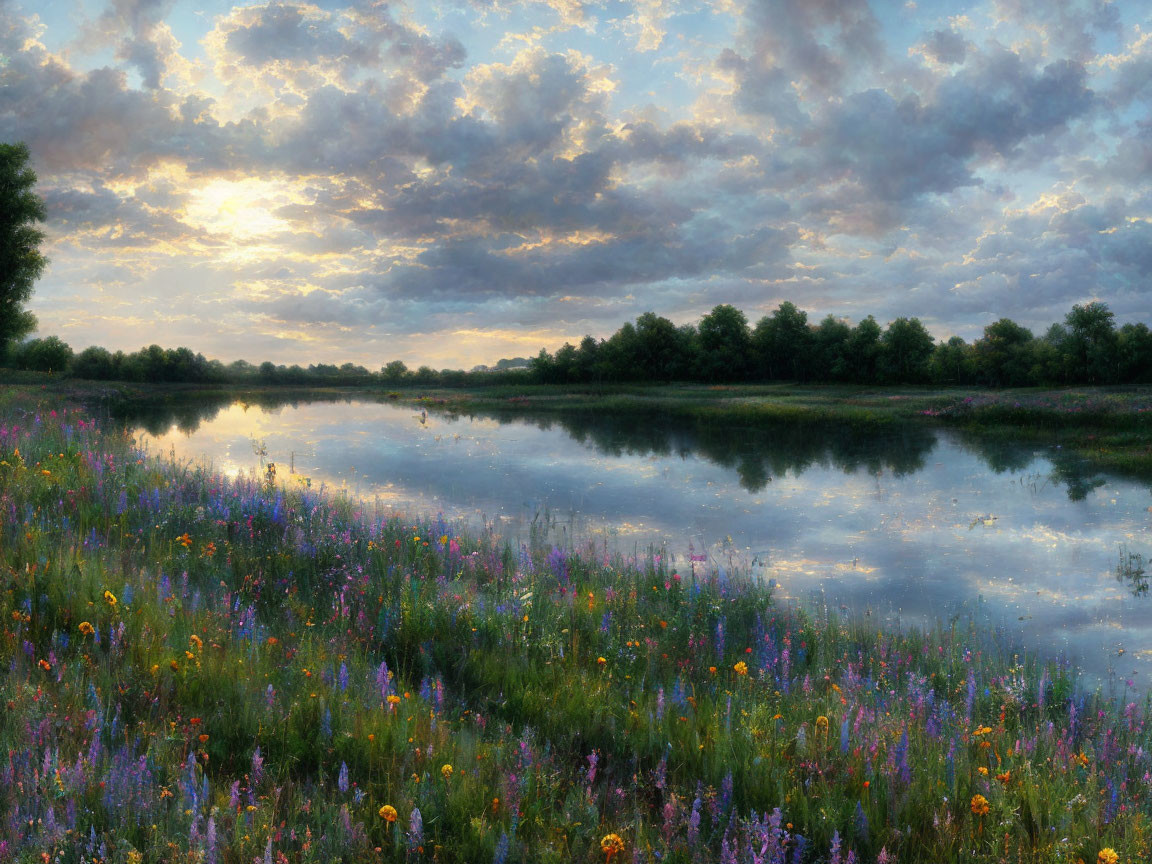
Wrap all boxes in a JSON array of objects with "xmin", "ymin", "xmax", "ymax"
[
  {"xmin": 880, "ymin": 317, "xmax": 935, "ymax": 383},
  {"xmin": 11, "ymin": 335, "xmax": 72, "ymax": 373},
  {"xmin": 973, "ymin": 318, "xmax": 1033, "ymax": 386},
  {"xmin": 929, "ymin": 336, "xmax": 974, "ymax": 385},
  {"xmin": 1117, "ymin": 322, "xmax": 1152, "ymax": 384},
  {"xmin": 72, "ymin": 345, "xmax": 117, "ymax": 379},
  {"xmin": 811, "ymin": 314, "xmax": 851, "ymax": 381},
  {"xmin": 381, "ymin": 360, "xmax": 409, "ymax": 383},
  {"xmin": 696, "ymin": 304, "xmax": 751, "ymax": 381},
  {"xmin": 1065, "ymin": 302, "xmax": 1117, "ymax": 383},
  {"xmin": 634, "ymin": 312, "xmax": 688, "ymax": 381},
  {"xmin": 843, "ymin": 316, "xmax": 882, "ymax": 383},
  {"xmin": 752, "ymin": 301, "xmax": 812, "ymax": 381},
  {"xmin": 0, "ymin": 142, "xmax": 47, "ymax": 357}
]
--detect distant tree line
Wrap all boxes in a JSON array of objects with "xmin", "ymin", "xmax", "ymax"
[
  {"xmin": 4, "ymin": 300, "xmax": 1151, "ymax": 387},
  {"xmin": 528, "ymin": 301, "xmax": 1151, "ymax": 386}
]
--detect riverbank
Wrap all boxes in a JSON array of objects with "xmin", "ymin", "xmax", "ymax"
[{"xmin": 0, "ymin": 385, "xmax": 1148, "ymax": 863}]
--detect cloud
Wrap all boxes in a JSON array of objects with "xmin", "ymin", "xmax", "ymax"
[
  {"xmin": 2, "ymin": 0, "xmax": 1149, "ymax": 366},
  {"xmin": 920, "ymin": 29, "xmax": 967, "ymax": 65}
]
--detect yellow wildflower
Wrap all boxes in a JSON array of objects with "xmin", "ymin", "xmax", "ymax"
[
  {"xmin": 970, "ymin": 794, "xmax": 990, "ymax": 816},
  {"xmin": 601, "ymin": 833, "xmax": 625, "ymax": 860},
  {"xmin": 379, "ymin": 804, "xmax": 397, "ymax": 822},
  {"xmin": 733, "ymin": 661, "xmax": 748, "ymax": 676}
]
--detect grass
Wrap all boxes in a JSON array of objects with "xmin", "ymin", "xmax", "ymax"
[{"xmin": 0, "ymin": 385, "xmax": 1150, "ymax": 862}]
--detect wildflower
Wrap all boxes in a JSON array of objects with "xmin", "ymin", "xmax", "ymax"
[
  {"xmin": 601, "ymin": 833, "xmax": 625, "ymax": 861},
  {"xmin": 597, "ymin": 657, "xmax": 607, "ymax": 667},
  {"xmin": 816, "ymin": 715, "xmax": 829, "ymax": 734},
  {"xmin": 104, "ymin": 590, "xmax": 117, "ymax": 607},
  {"xmin": 978, "ymin": 766, "xmax": 988, "ymax": 776},
  {"xmin": 189, "ymin": 634, "xmax": 203, "ymax": 652},
  {"xmin": 1098, "ymin": 849, "xmax": 1119, "ymax": 864},
  {"xmin": 38, "ymin": 659, "xmax": 51, "ymax": 672},
  {"xmin": 441, "ymin": 764, "xmax": 453, "ymax": 780},
  {"xmin": 996, "ymin": 771, "xmax": 1011, "ymax": 785},
  {"xmin": 379, "ymin": 804, "xmax": 398, "ymax": 822},
  {"xmin": 970, "ymin": 794, "xmax": 990, "ymax": 816},
  {"xmin": 78, "ymin": 621, "xmax": 94, "ymax": 636},
  {"xmin": 733, "ymin": 661, "xmax": 748, "ymax": 676},
  {"xmin": 170, "ymin": 660, "xmax": 180, "ymax": 672},
  {"xmin": 177, "ymin": 533, "xmax": 192, "ymax": 548},
  {"xmin": 973, "ymin": 725, "xmax": 992, "ymax": 736}
]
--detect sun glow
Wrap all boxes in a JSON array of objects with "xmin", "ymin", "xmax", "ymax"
[{"xmin": 184, "ymin": 178, "xmax": 296, "ymax": 240}]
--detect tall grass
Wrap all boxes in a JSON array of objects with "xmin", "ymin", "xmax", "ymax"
[{"xmin": 0, "ymin": 388, "xmax": 1148, "ymax": 863}]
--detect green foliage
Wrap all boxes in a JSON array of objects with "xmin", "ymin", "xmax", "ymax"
[
  {"xmin": 0, "ymin": 141, "xmax": 46, "ymax": 354},
  {"xmin": 8, "ymin": 334, "xmax": 73, "ymax": 372}
]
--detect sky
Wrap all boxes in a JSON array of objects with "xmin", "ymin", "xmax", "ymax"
[{"xmin": 2, "ymin": 0, "xmax": 1150, "ymax": 369}]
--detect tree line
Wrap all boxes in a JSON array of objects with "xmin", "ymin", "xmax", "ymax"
[
  {"xmin": 5, "ymin": 300, "xmax": 1151, "ymax": 388},
  {"xmin": 525, "ymin": 301, "xmax": 1152, "ymax": 386}
]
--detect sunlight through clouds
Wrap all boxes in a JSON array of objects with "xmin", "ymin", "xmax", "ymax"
[{"xmin": 1, "ymin": 0, "xmax": 1149, "ymax": 366}]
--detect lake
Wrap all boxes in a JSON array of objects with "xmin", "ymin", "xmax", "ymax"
[{"xmin": 126, "ymin": 394, "xmax": 1152, "ymax": 691}]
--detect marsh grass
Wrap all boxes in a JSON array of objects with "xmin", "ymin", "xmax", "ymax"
[{"xmin": 0, "ymin": 387, "xmax": 1149, "ymax": 863}]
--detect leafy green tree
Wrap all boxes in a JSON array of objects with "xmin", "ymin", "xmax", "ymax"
[
  {"xmin": 11, "ymin": 335, "xmax": 72, "ymax": 373},
  {"xmin": 929, "ymin": 336, "xmax": 974, "ymax": 385},
  {"xmin": 696, "ymin": 304, "xmax": 751, "ymax": 381},
  {"xmin": 529, "ymin": 348, "xmax": 556, "ymax": 383},
  {"xmin": 973, "ymin": 318, "xmax": 1033, "ymax": 386},
  {"xmin": 412, "ymin": 365, "xmax": 439, "ymax": 384},
  {"xmin": 572, "ymin": 335, "xmax": 601, "ymax": 383},
  {"xmin": 811, "ymin": 314, "xmax": 851, "ymax": 381},
  {"xmin": 1030, "ymin": 323, "xmax": 1071, "ymax": 384},
  {"xmin": 752, "ymin": 301, "xmax": 812, "ymax": 380},
  {"xmin": 880, "ymin": 317, "xmax": 935, "ymax": 383},
  {"xmin": 0, "ymin": 142, "xmax": 47, "ymax": 358},
  {"xmin": 1117, "ymin": 322, "xmax": 1152, "ymax": 383},
  {"xmin": 71, "ymin": 345, "xmax": 117, "ymax": 379},
  {"xmin": 600, "ymin": 322, "xmax": 642, "ymax": 382},
  {"xmin": 381, "ymin": 360, "xmax": 410, "ymax": 383},
  {"xmin": 635, "ymin": 311, "xmax": 688, "ymax": 381},
  {"xmin": 553, "ymin": 342, "xmax": 578, "ymax": 383},
  {"xmin": 1065, "ymin": 302, "xmax": 1117, "ymax": 383},
  {"xmin": 843, "ymin": 315, "xmax": 882, "ymax": 383}
]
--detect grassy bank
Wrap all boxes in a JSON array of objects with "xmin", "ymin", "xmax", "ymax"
[{"xmin": 0, "ymin": 387, "xmax": 1149, "ymax": 863}]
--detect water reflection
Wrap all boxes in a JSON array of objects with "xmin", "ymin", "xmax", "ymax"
[
  {"xmin": 117, "ymin": 393, "xmax": 1152, "ymax": 690},
  {"xmin": 110, "ymin": 390, "xmax": 1123, "ymax": 503}
]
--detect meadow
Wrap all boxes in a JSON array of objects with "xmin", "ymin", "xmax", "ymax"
[{"xmin": 0, "ymin": 385, "xmax": 1148, "ymax": 863}]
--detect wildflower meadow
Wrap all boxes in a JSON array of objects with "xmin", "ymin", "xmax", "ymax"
[{"xmin": 0, "ymin": 388, "xmax": 1148, "ymax": 863}]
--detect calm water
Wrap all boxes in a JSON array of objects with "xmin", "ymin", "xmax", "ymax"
[{"xmin": 129, "ymin": 395, "xmax": 1152, "ymax": 690}]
